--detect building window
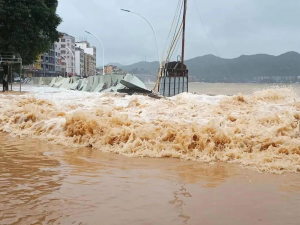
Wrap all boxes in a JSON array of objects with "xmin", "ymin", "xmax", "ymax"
[
  {"xmin": 67, "ymin": 43, "xmax": 69, "ymax": 46},
  {"xmin": 61, "ymin": 39, "xmax": 65, "ymax": 42},
  {"xmin": 61, "ymin": 50, "xmax": 66, "ymax": 54},
  {"xmin": 61, "ymin": 44, "xmax": 65, "ymax": 48}
]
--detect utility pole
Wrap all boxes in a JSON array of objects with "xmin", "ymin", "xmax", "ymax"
[
  {"xmin": 181, "ymin": 0, "xmax": 187, "ymax": 69},
  {"xmin": 61, "ymin": 55, "xmax": 68, "ymax": 78},
  {"xmin": 85, "ymin": 31, "xmax": 105, "ymax": 76},
  {"xmin": 66, "ymin": 47, "xmax": 75, "ymax": 76}
]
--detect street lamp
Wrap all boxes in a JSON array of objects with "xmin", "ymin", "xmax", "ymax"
[
  {"xmin": 66, "ymin": 46, "xmax": 75, "ymax": 76},
  {"xmin": 85, "ymin": 31, "xmax": 105, "ymax": 76},
  {"xmin": 121, "ymin": 9, "xmax": 161, "ymax": 67},
  {"xmin": 61, "ymin": 55, "xmax": 68, "ymax": 78}
]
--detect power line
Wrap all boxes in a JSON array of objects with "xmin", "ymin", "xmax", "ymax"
[
  {"xmin": 161, "ymin": 0, "xmax": 182, "ymax": 63},
  {"xmin": 193, "ymin": 0, "xmax": 233, "ymax": 82},
  {"xmin": 167, "ymin": 0, "xmax": 184, "ymax": 62}
]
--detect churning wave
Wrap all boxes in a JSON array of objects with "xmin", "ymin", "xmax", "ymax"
[{"xmin": 1, "ymin": 86, "xmax": 300, "ymax": 174}]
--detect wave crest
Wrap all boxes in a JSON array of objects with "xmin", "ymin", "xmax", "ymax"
[{"xmin": 1, "ymin": 87, "xmax": 300, "ymax": 174}]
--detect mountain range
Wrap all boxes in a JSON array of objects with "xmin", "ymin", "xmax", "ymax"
[{"xmin": 108, "ymin": 52, "xmax": 300, "ymax": 82}]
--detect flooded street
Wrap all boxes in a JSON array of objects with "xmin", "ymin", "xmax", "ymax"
[
  {"xmin": 1, "ymin": 84, "xmax": 300, "ymax": 224},
  {"xmin": 1, "ymin": 132, "xmax": 300, "ymax": 224},
  {"xmin": 3, "ymin": 0, "xmax": 300, "ymax": 223}
]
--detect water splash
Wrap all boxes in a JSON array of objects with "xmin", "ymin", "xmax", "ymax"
[{"xmin": 1, "ymin": 86, "xmax": 300, "ymax": 174}]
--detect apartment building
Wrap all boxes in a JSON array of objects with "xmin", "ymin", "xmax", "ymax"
[
  {"xmin": 75, "ymin": 47, "xmax": 85, "ymax": 77},
  {"xmin": 75, "ymin": 41, "xmax": 96, "ymax": 76},
  {"xmin": 102, "ymin": 65, "xmax": 124, "ymax": 75},
  {"xmin": 83, "ymin": 53, "xmax": 88, "ymax": 76},
  {"xmin": 55, "ymin": 43, "xmax": 61, "ymax": 73},
  {"xmin": 59, "ymin": 33, "xmax": 76, "ymax": 76},
  {"xmin": 39, "ymin": 43, "xmax": 61, "ymax": 77}
]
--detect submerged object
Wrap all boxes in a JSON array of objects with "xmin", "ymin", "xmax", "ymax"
[
  {"xmin": 116, "ymin": 74, "xmax": 152, "ymax": 94},
  {"xmin": 157, "ymin": 61, "xmax": 188, "ymax": 97}
]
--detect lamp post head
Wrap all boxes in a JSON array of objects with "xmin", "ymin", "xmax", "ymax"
[
  {"xmin": 121, "ymin": 9, "xmax": 131, "ymax": 13},
  {"xmin": 85, "ymin": 31, "xmax": 91, "ymax": 34}
]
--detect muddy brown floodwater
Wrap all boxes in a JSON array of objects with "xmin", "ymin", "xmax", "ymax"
[{"xmin": 0, "ymin": 132, "xmax": 300, "ymax": 225}]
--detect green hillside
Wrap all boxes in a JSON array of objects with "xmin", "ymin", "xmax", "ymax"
[{"xmin": 119, "ymin": 52, "xmax": 300, "ymax": 82}]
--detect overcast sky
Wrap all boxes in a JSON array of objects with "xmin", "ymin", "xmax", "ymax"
[{"xmin": 57, "ymin": 0, "xmax": 300, "ymax": 66}]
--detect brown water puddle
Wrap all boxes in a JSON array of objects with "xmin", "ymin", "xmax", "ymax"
[{"xmin": 0, "ymin": 132, "xmax": 299, "ymax": 225}]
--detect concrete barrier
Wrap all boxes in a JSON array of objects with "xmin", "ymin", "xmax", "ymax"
[
  {"xmin": 31, "ymin": 75, "xmax": 133, "ymax": 93},
  {"xmin": 32, "ymin": 77, "xmax": 54, "ymax": 85},
  {"xmin": 60, "ymin": 78, "xmax": 71, "ymax": 89},
  {"xmin": 54, "ymin": 78, "xmax": 67, "ymax": 88},
  {"xmin": 49, "ymin": 77, "xmax": 57, "ymax": 87}
]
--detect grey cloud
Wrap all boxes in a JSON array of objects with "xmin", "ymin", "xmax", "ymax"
[{"xmin": 57, "ymin": 0, "xmax": 300, "ymax": 65}]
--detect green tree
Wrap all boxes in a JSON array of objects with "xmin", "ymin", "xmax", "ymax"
[{"xmin": 0, "ymin": 0, "xmax": 62, "ymax": 65}]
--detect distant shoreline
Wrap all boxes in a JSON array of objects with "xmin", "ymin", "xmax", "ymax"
[
  {"xmin": 190, "ymin": 81, "xmax": 300, "ymax": 84},
  {"xmin": 144, "ymin": 80, "xmax": 300, "ymax": 84}
]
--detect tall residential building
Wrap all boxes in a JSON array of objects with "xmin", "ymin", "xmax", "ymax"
[
  {"xmin": 75, "ymin": 47, "xmax": 85, "ymax": 77},
  {"xmin": 27, "ymin": 43, "xmax": 60, "ymax": 77},
  {"xmin": 40, "ymin": 43, "xmax": 61, "ymax": 77},
  {"xmin": 55, "ymin": 43, "xmax": 61, "ymax": 73},
  {"xmin": 75, "ymin": 41, "xmax": 96, "ymax": 76},
  {"xmin": 59, "ymin": 33, "xmax": 75, "ymax": 76}
]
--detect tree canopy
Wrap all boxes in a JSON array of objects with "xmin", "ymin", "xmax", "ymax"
[{"xmin": 0, "ymin": 0, "xmax": 62, "ymax": 65}]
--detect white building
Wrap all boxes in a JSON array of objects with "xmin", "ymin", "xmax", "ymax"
[
  {"xmin": 75, "ymin": 47, "xmax": 85, "ymax": 77},
  {"xmin": 75, "ymin": 41, "xmax": 96, "ymax": 76},
  {"xmin": 55, "ymin": 43, "xmax": 61, "ymax": 74},
  {"xmin": 59, "ymin": 33, "xmax": 76, "ymax": 76}
]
